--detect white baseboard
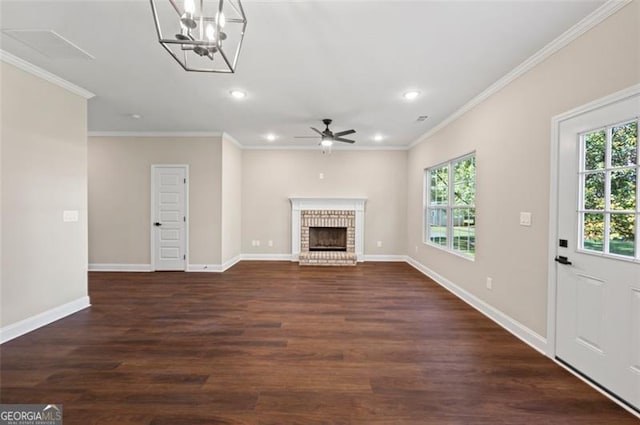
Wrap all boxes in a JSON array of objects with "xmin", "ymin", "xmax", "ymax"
[
  {"xmin": 221, "ymin": 255, "xmax": 242, "ymax": 271},
  {"xmin": 0, "ymin": 296, "xmax": 91, "ymax": 344},
  {"xmin": 187, "ymin": 255, "xmax": 242, "ymax": 273},
  {"xmin": 89, "ymin": 263, "xmax": 152, "ymax": 272},
  {"xmin": 405, "ymin": 256, "xmax": 548, "ymax": 355},
  {"xmin": 89, "ymin": 255, "xmax": 408, "ymax": 271},
  {"xmin": 187, "ymin": 264, "xmax": 221, "ymax": 272},
  {"xmin": 362, "ymin": 255, "xmax": 408, "ymax": 262},
  {"xmin": 240, "ymin": 253, "xmax": 295, "ymax": 261}
]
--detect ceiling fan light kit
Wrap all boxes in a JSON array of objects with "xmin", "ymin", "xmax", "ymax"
[
  {"xmin": 150, "ymin": 0, "xmax": 247, "ymax": 73},
  {"xmin": 320, "ymin": 139, "xmax": 333, "ymax": 154},
  {"xmin": 296, "ymin": 119, "xmax": 357, "ymax": 154}
]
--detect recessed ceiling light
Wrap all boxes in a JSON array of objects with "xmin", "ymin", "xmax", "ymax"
[
  {"xmin": 403, "ymin": 90, "xmax": 420, "ymax": 100},
  {"xmin": 130, "ymin": 114, "xmax": 142, "ymax": 119},
  {"xmin": 266, "ymin": 133, "xmax": 277, "ymax": 142},
  {"xmin": 373, "ymin": 134, "xmax": 384, "ymax": 142},
  {"xmin": 230, "ymin": 90, "xmax": 247, "ymax": 99}
]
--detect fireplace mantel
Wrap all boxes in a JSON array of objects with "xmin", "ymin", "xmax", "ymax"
[{"xmin": 289, "ymin": 197, "xmax": 367, "ymax": 261}]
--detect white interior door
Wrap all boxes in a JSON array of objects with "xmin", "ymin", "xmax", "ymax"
[
  {"xmin": 556, "ymin": 92, "xmax": 640, "ymax": 412},
  {"xmin": 152, "ymin": 165, "xmax": 187, "ymax": 271}
]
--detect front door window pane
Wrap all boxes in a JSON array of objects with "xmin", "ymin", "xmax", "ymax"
[
  {"xmin": 584, "ymin": 129, "xmax": 606, "ymax": 170},
  {"xmin": 583, "ymin": 213, "xmax": 604, "ymax": 252},
  {"xmin": 610, "ymin": 213, "xmax": 635, "ymax": 257},
  {"xmin": 611, "ymin": 121, "xmax": 637, "ymax": 167},
  {"xmin": 610, "ymin": 168, "xmax": 636, "ymax": 210},
  {"xmin": 584, "ymin": 172, "xmax": 605, "ymax": 210},
  {"xmin": 579, "ymin": 119, "xmax": 640, "ymax": 260}
]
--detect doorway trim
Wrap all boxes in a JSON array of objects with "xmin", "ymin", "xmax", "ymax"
[
  {"xmin": 547, "ymin": 84, "xmax": 640, "ymax": 417},
  {"xmin": 150, "ymin": 164, "xmax": 190, "ymax": 272}
]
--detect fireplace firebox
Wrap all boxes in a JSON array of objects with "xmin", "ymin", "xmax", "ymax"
[{"xmin": 309, "ymin": 227, "xmax": 347, "ymax": 251}]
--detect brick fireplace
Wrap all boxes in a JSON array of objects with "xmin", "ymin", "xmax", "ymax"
[
  {"xmin": 290, "ymin": 198, "xmax": 366, "ymax": 266},
  {"xmin": 300, "ymin": 210, "xmax": 356, "ymax": 265}
]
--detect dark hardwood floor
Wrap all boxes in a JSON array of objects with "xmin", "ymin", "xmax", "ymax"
[{"xmin": 1, "ymin": 262, "xmax": 636, "ymax": 424}]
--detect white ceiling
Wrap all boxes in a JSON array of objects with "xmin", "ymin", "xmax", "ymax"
[{"xmin": 0, "ymin": 0, "xmax": 605, "ymax": 147}]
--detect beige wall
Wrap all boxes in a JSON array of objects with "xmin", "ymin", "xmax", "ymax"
[
  {"xmin": 221, "ymin": 136, "xmax": 242, "ymax": 263},
  {"xmin": 88, "ymin": 137, "xmax": 222, "ymax": 266},
  {"xmin": 242, "ymin": 149, "xmax": 407, "ymax": 256},
  {"xmin": 407, "ymin": 1, "xmax": 640, "ymax": 336},
  {"xmin": 1, "ymin": 62, "xmax": 88, "ymax": 327},
  {"xmin": 0, "ymin": 62, "xmax": 4, "ymax": 323}
]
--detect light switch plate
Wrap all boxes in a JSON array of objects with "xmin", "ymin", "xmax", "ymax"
[
  {"xmin": 63, "ymin": 210, "xmax": 79, "ymax": 222},
  {"xmin": 519, "ymin": 212, "xmax": 532, "ymax": 226}
]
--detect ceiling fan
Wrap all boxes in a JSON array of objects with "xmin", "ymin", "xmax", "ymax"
[{"xmin": 296, "ymin": 119, "xmax": 356, "ymax": 149}]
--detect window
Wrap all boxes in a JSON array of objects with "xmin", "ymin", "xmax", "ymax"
[
  {"xmin": 579, "ymin": 119, "xmax": 638, "ymax": 259},
  {"xmin": 425, "ymin": 154, "xmax": 476, "ymax": 257}
]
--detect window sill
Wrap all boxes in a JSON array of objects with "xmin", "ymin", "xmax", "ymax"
[{"xmin": 424, "ymin": 241, "xmax": 475, "ymax": 262}]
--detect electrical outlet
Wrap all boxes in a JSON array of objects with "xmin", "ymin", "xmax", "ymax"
[
  {"xmin": 268, "ymin": 240, "xmax": 273, "ymax": 247},
  {"xmin": 415, "ymin": 245, "xmax": 418, "ymax": 253},
  {"xmin": 377, "ymin": 241, "xmax": 382, "ymax": 247},
  {"xmin": 256, "ymin": 240, "xmax": 261, "ymax": 246},
  {"xmin": 319, "ymin": 172, "xmax": 324, "ymax": 179},
  {"xmin": 486, "ymin": 277, "xmax": 493, "ymax": 290}
]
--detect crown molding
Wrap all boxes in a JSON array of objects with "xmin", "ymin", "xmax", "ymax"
[
  {"xmin": 242, "ymin": 144, "xmax": 409, "ymax": 151},
  {"xmin": 88, "ymin": 131, "xmax": 223, "ymax": 138},
  {"xmin": 0, "ymin": 49, "xmax": 95, "ymax": 99},
  {"xmin": 87, "ymin": 131, "xmax": 408, "ymax": 150},
  {"xmin": 222, "ymin": 132, "xmax": 244, "ymax": 149},
  {"xmin": 408, "ymin": 0, "xmax": 632, "ymax": 149}
]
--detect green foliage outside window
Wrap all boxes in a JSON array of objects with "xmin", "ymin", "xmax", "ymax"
[
  {"xmin": 426, "ymin": 155, "xmax": 476, "ymax": 256},
  {"xmin": 582, "ymin": 121, "xmax": 637, "ymax": 256}
]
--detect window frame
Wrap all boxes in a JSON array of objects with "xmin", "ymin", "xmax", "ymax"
[
  {"xmin": 423, "ymin": 152, "xmax": 476, "ymax": 260},
  {"xmin": 577, "ymin": 117, "xmax": 639, "ymax": 262}
]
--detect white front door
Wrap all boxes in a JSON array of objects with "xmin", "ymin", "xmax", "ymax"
[
  {"xmin": 556, "ymin": 91, "xmax": 640, "ymax": 412},
  {"xmin": 152, "ymin": 165, "xmax": 187, "ymax": 271}
]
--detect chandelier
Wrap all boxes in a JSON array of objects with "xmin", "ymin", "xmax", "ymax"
[{"xmin": 150, "ymin": 0, "xmax": 247, "ymax": 73}]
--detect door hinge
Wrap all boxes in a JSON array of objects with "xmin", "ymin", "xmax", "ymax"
[
  {"xmin": 184, "ymin": 178, "xmax": 186, "ymax": 184},
  {"xmin": 183, "ymin": 216, "xmax": 186, "ymax": 222},
  {"xmin": 183, "ymin": 254, "xmax": 186, "ymax": 260}
]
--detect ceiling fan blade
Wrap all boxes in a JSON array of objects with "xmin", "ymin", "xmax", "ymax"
[
  {"xmin": 334, "ymin": 129, "xmax": 356, "ymax": 137},
  {"xmin": 310, "ymin": 127, "xmax": 324, "ymax": 136},
  {"xmin": 335, "ymin": 137, "xmax": 355, "ymax": 144},
  {"xmin": 294, "ymin": 136, "xmax": 320, "ymax": 139}
]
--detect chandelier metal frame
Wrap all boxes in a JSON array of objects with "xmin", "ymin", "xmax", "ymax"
[{"xmin": 150, "ymin": 0, "xmax": 247, "ymax": 73}]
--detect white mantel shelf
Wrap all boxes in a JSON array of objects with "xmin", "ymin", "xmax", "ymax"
[{"xmin": 290, "ymin": 197, "xmax": 367, "ymax": 261}]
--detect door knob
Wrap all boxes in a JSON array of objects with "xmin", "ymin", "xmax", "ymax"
[
  {"xmin": 154, "ymin": 222, "xmax": 162, "ymax": 227},
  {"xmin": 554, "ymin": 256, "xmax": 572, "ymax": 265}
]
